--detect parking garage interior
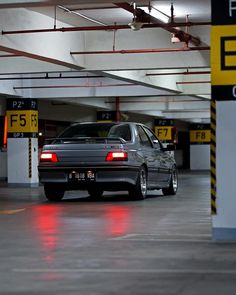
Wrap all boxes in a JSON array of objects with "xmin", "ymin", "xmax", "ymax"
[{"xmin": 1, "ymin": 0, "xmax": 236, "ymax": 294}]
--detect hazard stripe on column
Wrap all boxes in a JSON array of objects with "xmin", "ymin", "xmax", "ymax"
[
  {"xmin": 211, "ymin": 100, "xmax": 217, "ymax": 215},
  {"xmin": 28, "ymin": 138, "xmax": 32, "ymax": 179}
]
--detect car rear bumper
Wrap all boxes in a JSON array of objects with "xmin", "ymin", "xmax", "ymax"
[{"xmin": 38, "ymin": 165, "xmax": 140, "ymax": 190}]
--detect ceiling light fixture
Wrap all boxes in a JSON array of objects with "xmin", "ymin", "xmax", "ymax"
[
  {"xmin": 128, "ymin": 2, "xmax": 144, "ymax": 31},
  {"xmin": 58, "ymin": 5, "xmax": 107, "ymax": 26},
  {"xmin": 142, "ymin": 6, "xmax": 170, "ymax": 23}
]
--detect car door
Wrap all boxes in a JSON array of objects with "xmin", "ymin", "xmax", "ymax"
[
  {"xmin": 136, "ymin": 125, "xmax": 163, "ymax": 186},
  {"xmin": 142, "ymin": 126, "xmax": 171, "ymax": 183}
]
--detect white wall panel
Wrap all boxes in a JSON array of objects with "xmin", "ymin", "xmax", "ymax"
[{"xmin": 190, "ymin": 144, "xmax": 210, "ymax": 170}]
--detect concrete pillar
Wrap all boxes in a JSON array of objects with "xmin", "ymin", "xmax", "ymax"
[
  {"xmin": 6, "ymin": 99, "xmax": 38, "ymax": 187},
  {"xmin": 0, "ymin": 100, "xmax": 7, "ymax": 180},
  {"xmin": 212, "ymin": 102, "xmax": 236, "ymax": 239},
  {"xmin": 211, "ymin": 0, "xmax": 236, "ymax": 240}
]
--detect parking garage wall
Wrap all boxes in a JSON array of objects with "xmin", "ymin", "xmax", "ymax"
[{"xmin": 190, "ymin": 145, "xmax": 210, "ymax": 170}]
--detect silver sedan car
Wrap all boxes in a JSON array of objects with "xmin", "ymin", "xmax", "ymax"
[{"xmin": 38, "ymin": 122, "xmax": 178, "ymax": 201}]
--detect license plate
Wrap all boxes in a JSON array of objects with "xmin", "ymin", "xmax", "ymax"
[{"xmin": 68, "ymin": 170, "xmax": 95, "ymax": 182}]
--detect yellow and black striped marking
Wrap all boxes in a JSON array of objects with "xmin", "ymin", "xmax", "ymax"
[
  {"xmin": 211, "ymin": 100, "xmax": 217, "ymax": 215},
  {"xmin": 28, "ymin": 138, "xmax": 32, "ymax": 179}
]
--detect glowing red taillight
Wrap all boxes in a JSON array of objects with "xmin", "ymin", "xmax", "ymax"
[
  {"xmin": 106, "ymin": 151, "xmax": 128, "ymax": 161},
  {"xmin": 40, "ymin": 152, "xmax": 59, "ymax": 162}
]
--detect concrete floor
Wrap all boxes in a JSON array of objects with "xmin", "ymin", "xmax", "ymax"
[{"xmin": 1, "ymin": 172, "xmax": 236, "ymax": 294}]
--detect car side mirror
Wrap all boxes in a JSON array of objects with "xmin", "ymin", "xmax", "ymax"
[{"xmin": 153, "ymin": 139, "xmax": 159, "ymax": 145}]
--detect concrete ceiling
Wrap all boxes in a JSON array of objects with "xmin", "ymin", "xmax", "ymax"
[{"xmin": 0, "ymin": 0, "xmax": 211, "ymax": 123}]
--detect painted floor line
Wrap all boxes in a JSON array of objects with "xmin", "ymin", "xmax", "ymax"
[
  {"xmin": 111, "ymin": 233, "xmax": 212, "ymax": 238},
  {"xmin": 109, "ymin": 238, "xmax": 212, "ymax": 243},
  {"xmin": 12, "ymin": 268, "xmax": 236, "ymax": 275},
  {"xmin": 109, "ymin": 233, "xmax": 212, "ymax": 242}
]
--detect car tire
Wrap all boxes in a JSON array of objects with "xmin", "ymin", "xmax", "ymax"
[
  {"xmin": 44, "ymin": 184, "xmax": 64, "ymax": 201},
  {"xmin": 129, "ymin": 167, "xmax": 147, "ymax": 200},
  {"xmin": 88, "ymin": 188, "xmax": 103, "ymax": 200},
  {"xmin": 162, "ymin": 167, "xmax": 178, "ymax": 196}
]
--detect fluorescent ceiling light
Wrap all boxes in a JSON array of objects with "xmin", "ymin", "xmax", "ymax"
[{"xmin": 142, "ymin": 6, "xmax": 169, "ymax": 23}]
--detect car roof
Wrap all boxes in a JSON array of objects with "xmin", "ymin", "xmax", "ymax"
[{"xmin": 70, "ymin": 121, "xmax": 145, "ymax": 127}]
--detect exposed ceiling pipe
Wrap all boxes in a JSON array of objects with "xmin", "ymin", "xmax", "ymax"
[
  {"xmin": 72, "ymin": 6, "xmax": 116, "ymax": 11},
  {"xmin": 0, "ymin": 63, "xmax": 210, "ymax": 81},
  {"xmin": 170, "ymin": 3, "xmax": 174, "ymax": 24},
  {"xmin": 0, "ymin": 70, "xmax": 84, "ymax": 76},
  {"xmin": 0, "ymin": 54, "xmax": 20, "ymax": 57},
  {"xmin": 0, "ymin": 75, "xmax": 103, "ymax": 80},
  {"xmin": 163, "ymin": 109, "xmax": 209, "ymax": 113},
  {"xmin": 176, "ymin": 81, "xmax": 211, "ymax": 84},
  {"xmin": 114, "ymin": 2, "xmax": 201, "ymax": 46},
  {"xmin": 1, "ymin": 22, "xmax": 211, "ymax": 35},
  {"xmin": 70, "ymin": 46, "xmax": 210, "ymax": 55},
  {"xmin": 115, "ymin": 96, "xmax": 121, "ymax": 121},
  {"xmin": 109, "ymin": 93, "xmax": 210, "ymax": 97},
  {"xmin": 108, "ymin": 99, "xmax": 206, "ymax": 103},
  {"xmin": 146, "ymin": 71, "xmax": 211, "ymax": 76},
  {"xmin": 54, "ymin": 5, "xmax": 57, "ymax": 29}
]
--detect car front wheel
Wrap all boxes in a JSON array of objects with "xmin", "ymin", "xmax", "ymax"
[
  {"xmin": 129, "ymin": 167, "xmax": 147, "ymax": 200},
  {"xmin": 162, "ymin": 167, "xmax": 178, "ymax": 196},
  {"xmin": 44, "ymin": 184, "xmax": 65, "ymax": 201}
]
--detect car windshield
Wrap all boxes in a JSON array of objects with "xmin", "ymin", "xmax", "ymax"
[
  {"xmin": 108, "ymin": 124, "xmax": 131, "ymax": 141},
  {"xmin": 59, "ymin": 123, "xmax": 131, "ymax": 141}
]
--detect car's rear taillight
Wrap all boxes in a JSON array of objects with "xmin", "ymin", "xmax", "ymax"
[
  {"xmin": 40, "ymin": 152, "xmax": 59, "ymax": 162},
  {"xmin": 106, "ymin": 151, "xmax": 128, "ymax": 161}
]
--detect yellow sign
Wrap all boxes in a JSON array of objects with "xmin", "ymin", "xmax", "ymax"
[
  {"xmin": 155, "ymin": 126, "xmax": 172, "ymax": 141},
  {"xmin": 211, "ymin": 25, "xmax": 236, "ymax": 85},
  {"xmin": 190, "ymin": 130, "xmax": 211, "ymax": 143},
  {"xmin": 7, "ymin": 110, "xmax": 38, "ymax": 133}
]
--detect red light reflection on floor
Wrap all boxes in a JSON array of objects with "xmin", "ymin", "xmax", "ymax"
[
  {"xmin": 33, "ymin": 205, "xmax": 61, "ymax": 263},
  {"xmin": 104, "ymin": 206, "xmax": 131, "ymax": 237}
]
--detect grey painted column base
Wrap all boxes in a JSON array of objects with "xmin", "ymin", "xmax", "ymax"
[
  {"xmin": 213, "ymin": 228, "xmax": 236, "ymax": 241},
  {"xmin": 8, "ymin": 183, "xmax": 39, "ymax": 188}
]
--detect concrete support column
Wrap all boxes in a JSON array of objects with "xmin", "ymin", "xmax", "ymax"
[
  {"xmin": 212, "ymin": 102, "xmax": 236, "ymax": 239},
  {"xmin": 0, "ymin": 99, "xmax": 7, "ymax": 180},
  {"xmin": 211, "ymin": 0, "xmax": 236, "ymax": 240},
  {"xmin": 6, "ymin": 99, "xmax": 38, "ymax": 187}
]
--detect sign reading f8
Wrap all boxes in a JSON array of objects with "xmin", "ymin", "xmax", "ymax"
[{"xmin": 212, "ymin": 0, "xmax": 236, "ymax": 100}]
